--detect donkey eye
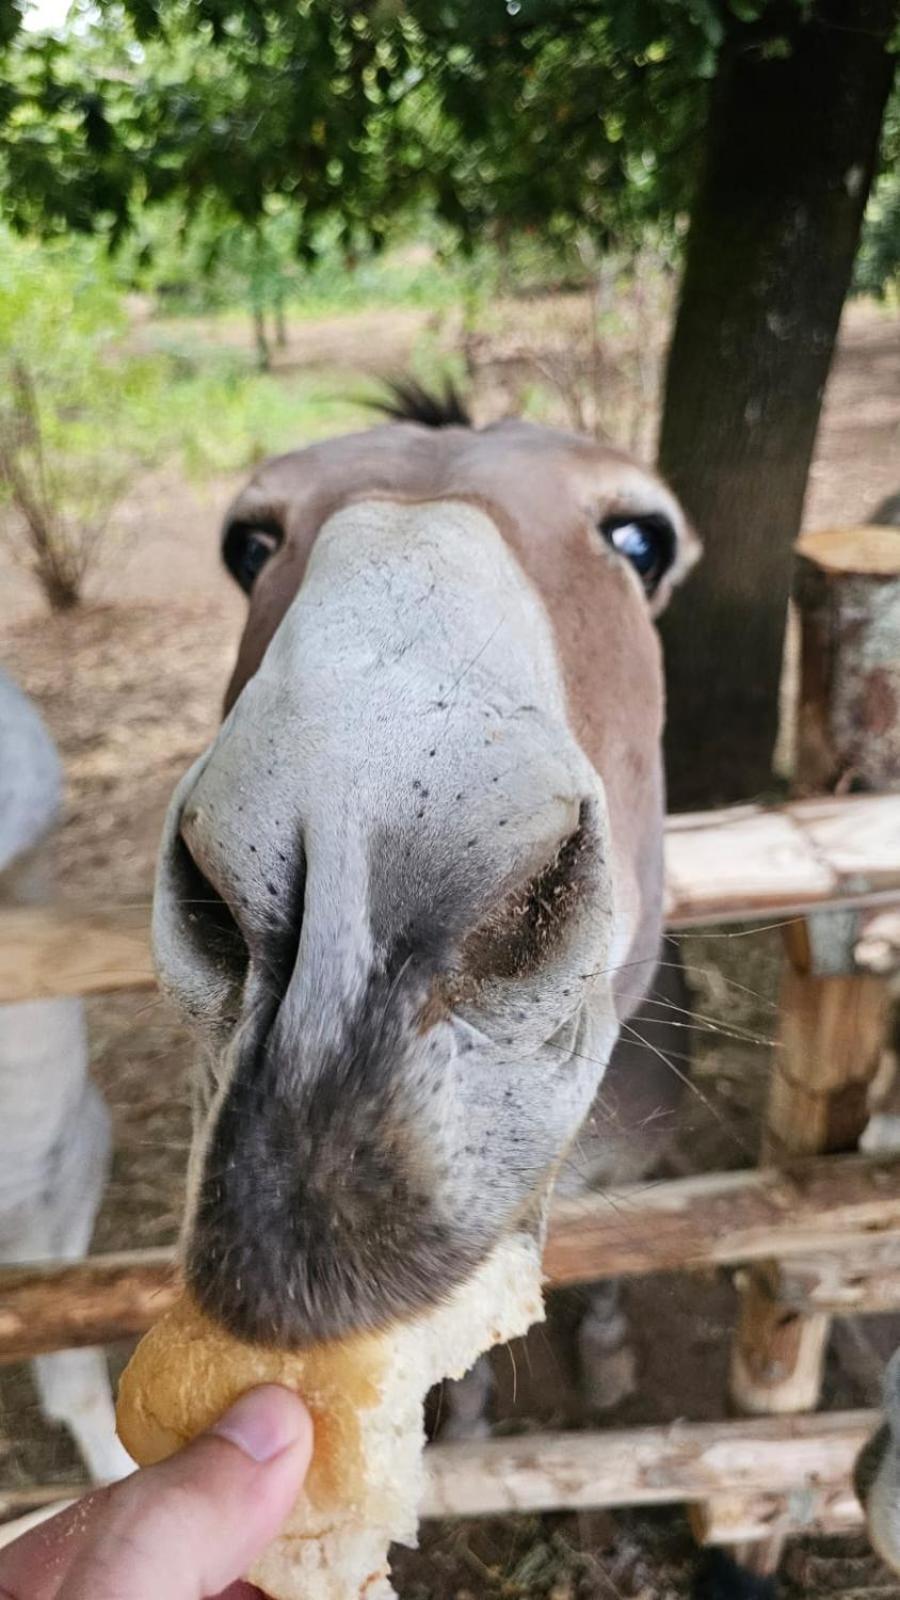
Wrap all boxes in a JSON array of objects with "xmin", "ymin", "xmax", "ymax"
[
  {"xmin": 222, "ymin": 519, "xmax": 282, "ymax": 594},
  {"xmin": 240, "ymin": 532, "xmax": 277, "ymax": 586},
  {"xmin": 599, "ymin": 513, "xmax": 675, "ymax": 595}
]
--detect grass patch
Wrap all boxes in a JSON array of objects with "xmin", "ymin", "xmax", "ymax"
[{"xmin": 127, "ymin": 354, "xmax": 378, "ymax": 476}]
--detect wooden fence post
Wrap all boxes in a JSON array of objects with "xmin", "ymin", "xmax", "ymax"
[
  {"xmin": 730, "ymin": 921, "xmax": 890, "ymax": 1418},
  {"xmin": 712, "ymin": 528, "xmax": 900, "ymax": 1573}
]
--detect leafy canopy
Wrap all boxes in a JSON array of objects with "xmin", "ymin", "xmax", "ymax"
[
  {"xmin": 0, "ymin": 1, "xmax": 770, "ymax": 254},
  {"xmin": 5, "ymin": 0, "xmax": 899, "ymax": 291}
]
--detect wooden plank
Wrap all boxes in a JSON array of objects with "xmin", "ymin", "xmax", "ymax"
[
  {"xmin": 794, "ymin": 524, "xmax": 900, "ymax": 575},
  {"xmin": 542, "ymin": 1153, "xmax": 900, "ymax": 1286},
  {"xmin": 797, "ymin": 796, "xmax": 900, "ymax": 891},
  {"xmin": 420, "ymin": 1411, "xmax": 876, "ymax": 1520},
  {"xmin": 0, "ymin": 904, "xmax": 155, "ymax": 1004},
  {"xmin": 0, "ymin": 1411, "xmax": 878, "ymax": 1528},
  {"xmin": 717, "ymin": 530, "xmax": 900, "ymax": 1579},
  {"xmin": 4, "ymin": 1156, "xmax": 900, "ymax": 1363},
  {"xmin": 0, "ymin": 1250, "xmax": 178, "ymax": 1362},
  {"xmin": 730, "ymin": 1270, "xmax": 830, "ymax": 1417},
  {"xmin": 664, "ymin": 793, "xmax": 900, "ymax": 926},
  {"xmin": 664, "ymin": 806, "xmax": 834, "ymax": 923},
  {"xmin": 1, "ymin": 798, "xmax": 898, "ymax": 1003}
]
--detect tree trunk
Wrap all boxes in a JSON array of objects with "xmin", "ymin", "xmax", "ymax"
[
  {"xmin": 274, "ymin": 296, "xmax": 288, "ymax": 350},
  {"xmin": 658, "ymin": 0, "xmax": 897, "ymax": 810},
  {"xmin": 252, "ymin": 304, "xmax": 271, "ymax": 371}
]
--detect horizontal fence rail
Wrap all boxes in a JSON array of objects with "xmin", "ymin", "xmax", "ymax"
[
  {"xmin": 3, "ymin": 1154, "xmax": 899, "ymax": 1364},
  {"xmin": 0, "ymin": 1410, "xmax": 875, "ymax": 1538},
  {"xmin": 664, "ymin": 793, "xmax": 900, "ymax": 925},
  {"xmin": 420, "ymin": 1410, "xmax": 875, "ymax": 1523},
  {"xmin": 543, "ymin": 1152, "xmax": 900, "ymax": 1282},
  {"xmin": 2, "ymin": 795, "xmax": 898, "ymax": 1004},
  {"xmin": 0, "ymin": 904, "xmax": 154, "ymax": 1004}
]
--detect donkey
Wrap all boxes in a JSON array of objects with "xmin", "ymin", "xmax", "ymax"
[
  {"xmin": 0, "ymin": 668, "xmax": 131, "ymax": 1482},
  {"xmin": 151, "ymin": 387, "xmax": 700, "ymax": 1433}
]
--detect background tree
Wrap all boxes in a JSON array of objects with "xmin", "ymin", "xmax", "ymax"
[
  {"xmin": 657, "ymin": 0, "xmax": 898, "ymax": 806},
  {"xmin": 2, "ymin": 0, "xmax": 897, "ymax": 801},
  {"xmin": 405, "ymin": 0, "xmax": 899, "ymax": 802}
]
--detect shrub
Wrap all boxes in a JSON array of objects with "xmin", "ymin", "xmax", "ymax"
[
  {"xmin": 0, "ymin": 359, "xmax": 126, "ymax": 609},
  {"xmin": 0, "ymin": 233, "xmax": 134, "ymax": 609}
]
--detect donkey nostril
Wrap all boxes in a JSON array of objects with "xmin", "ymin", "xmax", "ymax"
[
  {"xmin": 172, "ymin": 831, "xmax": 250, "ymax": 991},
  {"xmin": 174, "ymin": 817, "xmax": 308, "ymax": 1020}
]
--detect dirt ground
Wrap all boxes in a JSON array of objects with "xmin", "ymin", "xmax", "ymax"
[{"xmin": 2, "ymin": 294, "xmax": 900, "ymax": 1596}]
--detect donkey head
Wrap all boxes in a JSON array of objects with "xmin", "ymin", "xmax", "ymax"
[{"xmin": 153, "ymin": 391, "xmax": 698, "ymax": 1346}]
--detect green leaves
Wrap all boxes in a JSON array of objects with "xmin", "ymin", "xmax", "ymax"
[
  {"xmin": 855, "ymin": 77, "xmax": 900, "ymax": 295},
  {"xmin": 0, "ymin": 0, "xmax": 864, "ymax": 264}
]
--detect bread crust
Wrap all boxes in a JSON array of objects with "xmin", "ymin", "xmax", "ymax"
[{"xmin": 116, "ymin": 1236, "xmax": 543, "ymax": 1600}]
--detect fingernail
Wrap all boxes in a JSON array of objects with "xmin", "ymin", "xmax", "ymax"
[{"xmin": 210, "ymin": 1385, "xmax": 310, "ymax": 1463}]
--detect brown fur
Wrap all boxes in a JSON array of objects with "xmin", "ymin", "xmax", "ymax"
[
  {"xmin": 161, "ymin": 407, "xmax": 699, "ymax": 1343},
  {"xmin": 223, "ymin": 418, "xmax": 698, "ymax": 1018}
]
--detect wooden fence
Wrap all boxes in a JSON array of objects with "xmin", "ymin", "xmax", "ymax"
[
  {"xmin": 2, "ymin": 787, "xmax": 900, "ymax": 1565},
  {"xmin": 3, "ymin": 524, "xmax": 900, "ymax": 1571}
]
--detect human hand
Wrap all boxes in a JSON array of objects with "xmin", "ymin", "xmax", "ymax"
[{"xmin": 0, "ymin": 1384, "xmax": 313, "ymax": 1600}]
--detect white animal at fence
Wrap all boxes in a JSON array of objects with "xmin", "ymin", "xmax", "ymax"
[{"xmin": 0, "ymin": 667, "xmax": 130, "ymax": 1482}]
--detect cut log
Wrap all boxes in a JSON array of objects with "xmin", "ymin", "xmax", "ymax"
[
  {"xmin": 731, "ymin": 932, "xmax": 888, "ymax": 1416},
  {"xmin": 4, "ymin": 1155, "xmax": 900, "ymax": 1363},
  {"xmin": 0, "ymin": 1411, "xmax": 877, "ymax": 1528},
  {"xmin": 793, "ymin": 526, "xmax": 900, "ymax": 795}
]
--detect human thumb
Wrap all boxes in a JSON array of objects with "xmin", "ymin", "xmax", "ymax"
[{"xmin": 57, "ymin": 1385, "xmax": 312, "ymax": 1600}]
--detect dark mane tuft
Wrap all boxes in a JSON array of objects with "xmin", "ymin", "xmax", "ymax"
[{"xmin": 377, "ymin": 376, "xmax": 472, "ymax": 429}]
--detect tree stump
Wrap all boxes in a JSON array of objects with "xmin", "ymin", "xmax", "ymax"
[
  {"xmin": 793, "ymin": 526, "xmax": 900, "ymax": 795},
  {"xmin": 794, "ymin": 528, "xmax": 900, "ymax": 1154}
]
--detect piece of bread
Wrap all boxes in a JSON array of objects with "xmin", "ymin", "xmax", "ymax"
[{"xmin": 116, "ymin": 1232, "xmax": 543, "ymax": 1600}]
